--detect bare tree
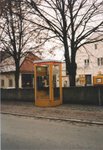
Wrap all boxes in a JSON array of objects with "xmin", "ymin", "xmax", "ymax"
[
  {"xmin": 26, "ymin": 0, "xmax": 103, "ymax": 86},
  {"xmin": 0, "ymin": 0, "xmax": 44, "ymax": 88}
]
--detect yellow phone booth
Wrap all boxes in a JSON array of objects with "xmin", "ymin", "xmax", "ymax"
[{"xmin": 34, "ymin": 60, "xmax": 62, "ymax": 107}]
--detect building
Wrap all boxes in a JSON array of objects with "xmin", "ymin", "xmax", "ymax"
[
  {"xmin": 76, "ymin": 35, "xmax": 103, "ymax": 86},
  {"xmin": 0, "ymin": 52, "xmax": 40, "ymax": 88}
]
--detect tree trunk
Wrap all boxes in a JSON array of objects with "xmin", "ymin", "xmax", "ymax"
[
  {"xmin": 68, "ymin": 62, "xmax": 77, "ymax": 87},
  {"xmin": 64, "ymin": 44, "xmax": 77, "ymax": 86},
  {"xmin": 15, "ymin": 61, "xmax": 20, "ymax": 89},
  {"xmin": 63, "ymin": 36, "xmax": 77, "ymax": 87},
  {"xmin": 69, "ymin": 73, "xmax": 76, "ymax": 87},
  {"xmin": 69, "ymin": 43, "xmax": 77, "ymax": 86}
]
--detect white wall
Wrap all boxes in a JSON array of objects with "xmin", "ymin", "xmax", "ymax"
[
  {"xmin": 76, "ymin": 40, "xmax": 103, "ymax": 85},
  {"xmin": 19, "ymin": 73, "xmax": 22, "ymax": 88}
]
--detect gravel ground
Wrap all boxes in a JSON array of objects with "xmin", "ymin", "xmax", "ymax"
[{"xmin": 1, "ymin": 101, "xmax": 103, "ymax": 123}]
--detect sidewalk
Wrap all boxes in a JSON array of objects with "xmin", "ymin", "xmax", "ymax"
[{"xmin": 1, "ymin": 101, "xmax": 103, "ymax": 125}]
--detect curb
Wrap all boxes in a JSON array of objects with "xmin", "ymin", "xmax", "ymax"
[{"xmin": 2, "ymin": 112, "xmax": 103, "ymax": 126}]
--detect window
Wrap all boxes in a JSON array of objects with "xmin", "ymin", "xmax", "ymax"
[
  {"xmin": 94, "ymin": 44, "xmax": 98, "ymax": 49},
  {"xmin": 84, "ymin": 59, "xmax": 89, "ymax": 67},
  {"xmin": 9, "ymin": 79, "xmax": 13, "ymax": 87},
  {"xmin": 97, "ymin": 57, "xmax": 103, "ymax": 66},
  {"xmin": 1, "ymin": 80, "xmax": 4, "ymax": 87}
]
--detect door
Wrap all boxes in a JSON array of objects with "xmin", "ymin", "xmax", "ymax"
[
  {"xmin": 85, "ymin": 74, "xmax": 92, "ymax": 86},
  {"xmin": 36, "ymin": 65, "xmax": 50, "ymax": 100},
  {"xmin": 53, "ymin": 65, "xmax": 60, "ymax": 101}
]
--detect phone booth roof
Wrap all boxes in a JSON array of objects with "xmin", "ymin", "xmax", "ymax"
[{"xmin": 34, "ymin": 59, "xmax": 62, "ymax": 65}]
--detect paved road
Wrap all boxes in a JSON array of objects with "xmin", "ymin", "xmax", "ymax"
[{"xmin": 1, "ymin": 114, "xmax": 103, "ymax": 150}]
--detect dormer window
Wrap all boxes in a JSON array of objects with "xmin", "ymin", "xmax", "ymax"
[
  {"xmin": 84, "ymin": 59, "xmax": 89, "ymax": 67},
  {"xmin": 97, "ymin": 57, "xmax": 103, "ymax": 66},
  {"xmin": 94, "ymin": 44, "xmax": 97, "ymax": 49}
]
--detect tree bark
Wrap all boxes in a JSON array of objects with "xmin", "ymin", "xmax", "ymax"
[
  {"xmin": 15, "ymin": 61, "xmax": 20, "ymax": 89},
  {"xmin": 69, "ymin": 62, "xmax": 77, "ymax": 86}
]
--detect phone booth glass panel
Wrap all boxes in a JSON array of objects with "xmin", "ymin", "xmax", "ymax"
[
  {"xmin": 36, "ymin": 65, "xmax": 50, "ymax": 100},
  {"xmin": 53, "ymin": 65, "xmax": 60, "ymax": 101}
]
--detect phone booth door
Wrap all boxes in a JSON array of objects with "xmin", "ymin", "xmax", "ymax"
[
  {"xmin": 36, "ymin": 65, "xmax": 50, "ymax": 101},
  {"xmin": 53, "ymin": 64, "xmax": 60, "ymax": 101}
]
